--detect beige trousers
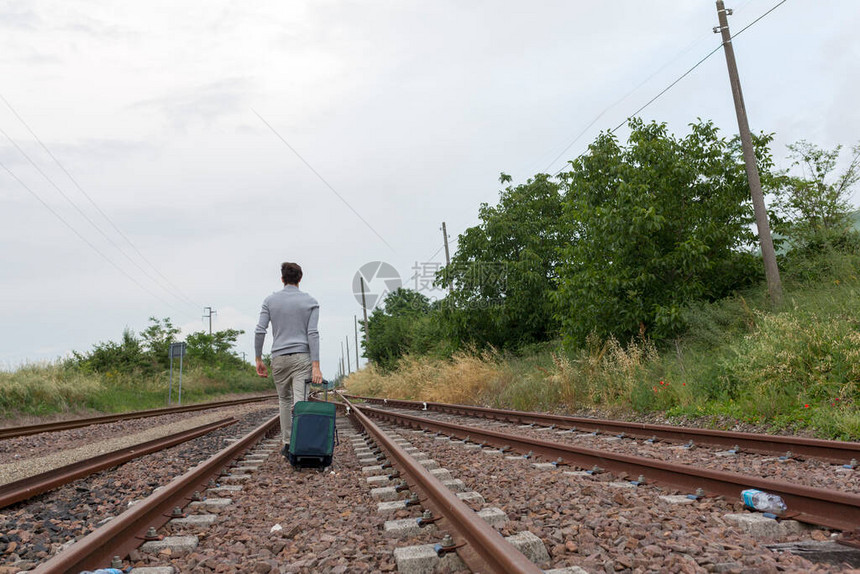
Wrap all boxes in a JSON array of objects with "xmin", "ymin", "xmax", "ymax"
[{"xmin": 271, "ymin": 353, "xmax": 312, "ymax": 445}]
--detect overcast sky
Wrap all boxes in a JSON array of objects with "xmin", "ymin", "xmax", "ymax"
[{"xmin": 1, "ymin": 0, "xmax": 858, "ymax": 376}]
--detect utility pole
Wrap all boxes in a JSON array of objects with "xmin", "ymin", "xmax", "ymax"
[
  {"xmin": 360, "ymin": 277, "xmax": 370, "ymax": 348},
  {"xmin": 442, "ymin": 221, "xmax": 452, "ymax": 292},
  {"xmin": 354, "ymin": 315, "xmax": 360, "ymax": 370},
  {"xmin": 345, "ymin": 336, "xmax": 351, "ymax": 374},
  {"xmin": 203, "ymin": 307, "xmax": 217, "ymax": 335},
  {"xmin": 340, "ymin": 341, "xmax": 345, "ymax": 379},
  {"xmin": 442, "ymin": 222, "xmax": 451, "ymax": 267},
  {"xmin": 715, "ymin": 1, "xmax": 782, "ymax": 306}
]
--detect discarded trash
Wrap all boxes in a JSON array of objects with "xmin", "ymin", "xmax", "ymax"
[
  {"xmin": 270, "ymin": 523, "xmax": 283, "ymax": 533},
  {"xmin": 741, "ymin": 489, "xmax": 787, "ymax": 514},
  {"xmin": 686, "ymin": 488, "xmax": 705, "ymax": 501}
]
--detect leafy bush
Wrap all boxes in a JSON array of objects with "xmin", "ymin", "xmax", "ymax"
[
  {"xmin": 0, "ymin": 316, "xmax": 266, "ymax": 419},
  {"xmin": 554, "ymin": 119, "xmax": 765, "ymax": 345},
  {"xmin": 68, "ymin": 328, "xmax": 152, "ymax": 375},
  {"xmin": 141, "ymin": 317, "xmax": 181, "ymax": 369},
  {"xmin": 437, "ymin": 173, "xmax": 564, "ymax": 349}
]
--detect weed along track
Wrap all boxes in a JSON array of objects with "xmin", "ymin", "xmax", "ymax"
[{"xmin": 5, "ymin": 395, "xmax": 860, "ymax": 572}]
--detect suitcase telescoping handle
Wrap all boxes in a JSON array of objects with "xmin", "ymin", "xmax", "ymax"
[{"xmin": 304, "ymin": 378, "xmax": 330, "ymax": 401}]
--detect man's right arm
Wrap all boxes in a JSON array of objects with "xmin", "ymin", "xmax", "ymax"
[
  {"xmin": 254, "ymin": 301, "xmax": 270, "ymax": 377},
  {"xmin": 307, "ymin": 301, "xmax": 322, "ymax": 384}
]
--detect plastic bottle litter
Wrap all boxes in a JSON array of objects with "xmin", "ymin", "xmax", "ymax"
[
  {"xmin": 78, "ymin": 569, "xmax": 124, "ymax": 574},
  {"xmin": 741, "ymin": 488, "xmax": 787, "ymax": 514}
]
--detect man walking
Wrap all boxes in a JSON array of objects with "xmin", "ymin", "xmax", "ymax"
[{"xmin": 255, "ymin": 262, "xmax": 322, "ymax": 457}]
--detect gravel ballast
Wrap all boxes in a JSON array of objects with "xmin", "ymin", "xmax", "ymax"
[{"xmin": 5, "ymin": 400, "xmax": 860, "ymax": 573}]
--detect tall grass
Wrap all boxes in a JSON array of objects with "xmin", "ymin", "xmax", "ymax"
[
  {"xmin": 0, "ymin": 362, "xmax": 104, "ymax": 416},
  {"xmin": 346, "ymin": 350, "xmax": 507, "ymax": 405},
  {"xmin": 0, "ymin": 362, "xmax": 272, "ymax": 420}
]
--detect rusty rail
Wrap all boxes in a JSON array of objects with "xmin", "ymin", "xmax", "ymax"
[
  {"xmin": 341, "ymin": 395, "xmax": 543, "ymax": 574},
  {"xmin": 360, "ymin": 403, "xmax": 860, "ymax": 532},
  {"xmin": 345, "ymin": 394, "xmax": 860, "ymax": 464},
  {"xmin": 0, "ymin": 417, "xmax": 236, "ymax": 509},
  {"xmin": 31, "ymin": 414, "xmax": 280, "ymax": 574},
  {"xmin": 0, "ymin": 394, "xmax": 276, "ymax": 440}
]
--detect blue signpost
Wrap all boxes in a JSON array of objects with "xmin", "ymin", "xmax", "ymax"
[{"xmin": 168, "ymin": 342, "xmax": 187, "ymax": 405}]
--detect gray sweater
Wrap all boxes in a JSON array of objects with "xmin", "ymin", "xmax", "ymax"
[{"xmin": 254, "ymin": 285, "xmax": 320, "ymax": 361}]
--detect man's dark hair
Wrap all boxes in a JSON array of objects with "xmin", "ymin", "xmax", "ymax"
[{"xmin": 281, "ymin": 262, "xmax": 303, "ymax": 285}]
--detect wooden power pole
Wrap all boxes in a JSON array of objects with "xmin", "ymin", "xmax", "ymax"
[
  {"xmin": 715, "ymin": 0, "xmax": 782, "ymax": 306},
  {"xmin": 345, "ymin": 336, "xmax": 351, "ymax": 374},
  {"xmin": 354, "ymin": 315, "xmax": 360, "ymax": 370},
  {"xmin": 442, "ymin": 221, "xmax": 451, "ymax": 267},
  {"xmin": 360, "ymin": 277, "xmax": 370, "ymax": 348},
  {"xmin": 442, "ymin": 221, "xmax": 452, "ymax": 291}
]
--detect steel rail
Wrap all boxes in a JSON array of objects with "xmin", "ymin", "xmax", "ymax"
[
  {"xmin": 0, "ymin": 394, "xmax": 276, "ymax": 440},
  {"xmin": 0, "ymin": 417, "xmax": 236, "ymax": 509},
  {"xmin": 345, "ymin": 394, "xmax": 860, "ymax": 464},
  {"xmin": 360, "ymin": 403, "xmax": 860, "ymax": 532},
  {"xmin": 31, "ymin": 413, "xmax": 280, "ymax": 574},
  {"xmin": 341, "ymin": 395, "xmax": 543, "ymax": 574}
]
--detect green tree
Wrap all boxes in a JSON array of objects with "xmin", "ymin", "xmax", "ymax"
[
  {"xmin": 774, "ymin": 139, "xmax": 860, "ymax": 250},
  {"xmin": 438, "ymin": 173, "xmax": 565, "ymax": 349},
  {"xmin": 186, "ymin": 328, "xmax": 246, "ymax": 368},
  {"xmin": 70, "ymin": 328, "xmax": 151, "ymax": 374},
  {"xmin": 141, "ymin": 317, "xmax": 180, "ymax": 369},
  {"xmin": 554, "ymin": 119, "xmax": 766, "ymax": 345},
  {"xmin": 364, "ymin": 288, "xmax": 435, "ymax": 370}
]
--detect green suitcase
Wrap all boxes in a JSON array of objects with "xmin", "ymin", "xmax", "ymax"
[{"xmin": 288, "ymin": 400, "xmax": 336, "ymax": 469}]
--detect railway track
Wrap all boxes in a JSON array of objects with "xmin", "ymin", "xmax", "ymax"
[
  {"xmin": 0, "ymin": 403, "xmax": 278, "ymax": 572},
  {"xmin": 0, "ymin": 418, "xmax": 237, "ymax": 509},
  {"xmin": 0, "ymin": 394, "xmax": 276, "ymax": 440},
  {"xmin": 31, "ymin": 415, "xmax": 280, "ymax": 573},
  {"xmin": 355, "ymin": 400, "xmax": 860, "ymax": 531},
  {"xmin": 344, "ymin": 394, "xmax": 860, "ymax": 465},
  {"xmin": 7, "ymin": 393, "xmax": 860, "ymax": 572},
  {"xmin": 341, "ymin": 394, "xmax": 542, "ymax": 573}
]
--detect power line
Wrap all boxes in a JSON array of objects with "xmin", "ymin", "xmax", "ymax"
[
  {"xmin": 252, "ymin": 109, "xmax": 396, "ymax": 253},
  {"xmin": 1, "ymin": 94, "xmax": 202, "ymax": 310},
  {"xmin": 606, "ymin": 45, "xmax": 724, "ymax": 136},
  {"xmin": 0, "ymin": 122, "xmax": 200, "ymax": 314},
  {"xmin": 539, "ymin": 32, "xmax": 715, "ymax": 175},
  {"xmin": 0, "ymin": 159, "xmax": 188, "ymax": 315},
  {"xmin": 536, "ymin": 0, "xmax": 759, "ymax": 176},
  {"xmin": 731, "ymin": 0, "xmax": 788, "ymax": 38},
  {"xmin": 0, "ymin": 93, "xmax": 202, "ymax": 311},
  {"xmin": 552, "ymin": 0, "xmax": 790, "ymax": 177}
]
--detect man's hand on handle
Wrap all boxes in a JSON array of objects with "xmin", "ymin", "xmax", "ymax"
[
  {"xmin": 255, "ymin": 357, "xmax": 268, "ymax": 378},
  {"xmin": 312, "ymin": 361, "xmax": 323, "ymax": 385}
]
